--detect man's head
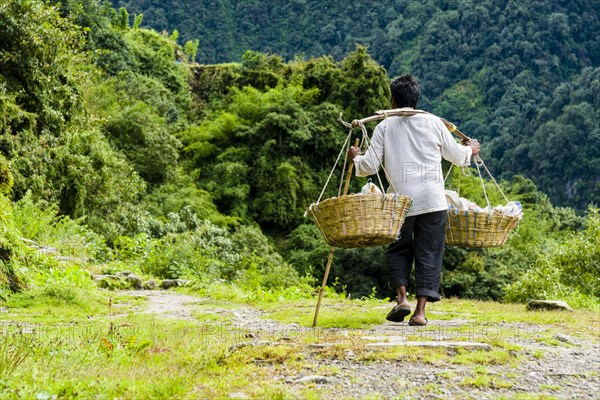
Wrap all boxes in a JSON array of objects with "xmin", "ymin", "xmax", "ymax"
[{"xmin": 390, "ymin": 75, "xmax": 420, "ymax": 108}]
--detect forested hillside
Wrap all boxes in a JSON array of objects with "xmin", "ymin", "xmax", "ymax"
[
  {"xmin": 0, "ymin": 0, "xmax": 598, "ymax": 305},
  {"xmin": 1, "ymin": 3, "xmax": 599, "ymax": 397},
  {"xmin": 115, "ymin": 0, "xmax": 600, "ymax": 209}
]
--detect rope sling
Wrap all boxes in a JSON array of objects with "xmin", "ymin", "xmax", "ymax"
[
  {"xmin": 309, "ymin": 109, "xmax": 522, "ymax": 326},
  {"xmin": 307, "ymin": 118, "xmax": 412, "ymax": 249}
]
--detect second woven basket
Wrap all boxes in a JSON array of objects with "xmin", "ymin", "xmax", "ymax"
[{"xmin": 445, "ymin": 209, "xmax": 521, "ymax": 248}]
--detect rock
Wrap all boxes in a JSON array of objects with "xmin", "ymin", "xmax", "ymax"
[
  {"xmin": 157, "ymin": 278, "xmax": 190, "ymax": 289},
  {"xmin": 93, "ymin": 274, "xmax": 120, "ymax": 282},
  {"xmin": 293, "ymin": 375, "xmax": 330, "ymax": 384},
  {"xmin": 308, "ymin": 343, "xmax": 336, "ymax": 349},
  {"xmin": 526, "ymin": 300, "xmax": 573, "ymax": 311},
  {"xmin": 125, "ymin": 274, "xmax": 143, "ymax": 289},
  {"xmin": 161, "ymin": 279, "xmax": 179, "ymax": 289},
  {"xmin": 143, "ymin": 279, "xmax": 158, "ymax": 290},
  {"xmin": 94, "ymin": 274, "xmax": 124, "ymax": 289},
  {"xmin": 116, "ymin": 271, "xmax": 133, "ymax": 277},
  {"xmin": 553, "ymin": 333, "xmax": 578, "ymax": 345},
  {"xmin": 362, "ymin": 337, "xmax": 492, "ymax": 351},
  {"xmin": 0, "ymin": 307, "xmax": 9, "ymax": 313}
]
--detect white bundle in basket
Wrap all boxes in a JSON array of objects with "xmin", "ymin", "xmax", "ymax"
[
  {"xmin": 444, "ymin": 190, "xmax": 523, "ymax": 248},
  {"xmin": 360, "ymin": 179, "xmax": 383, "ymax": 195},
  {"xmin": 445, "ymin": 190, "xmax": 522, "ymax": 217}
]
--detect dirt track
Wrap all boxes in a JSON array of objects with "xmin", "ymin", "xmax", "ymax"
[{"xmin": 122, "ymin": 290, "xmax": 600, "ymax": 399}]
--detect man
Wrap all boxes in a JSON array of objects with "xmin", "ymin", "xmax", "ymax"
[{"xmin": 348, "ymin": 75, "xmax": 480, "ymax": 326}]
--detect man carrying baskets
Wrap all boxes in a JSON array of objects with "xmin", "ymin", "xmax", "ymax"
[{"xmin": 348, "ymin": 75, "xmax": 480, "ymax": 326}]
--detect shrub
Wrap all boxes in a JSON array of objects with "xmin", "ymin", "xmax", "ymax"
[
  {"xmin": 283, "ymin": 223, "xmax": 390, "ymax": 299},
  {"xmin": 0, "ymin": 154, "xmax": 13, "ymax": 195},
  {"xmin": 504, "ymin": 207, "xmax": 600, "ymax": 307},
  {"xmin": 12, "ymin": 191, "xmax": 109, "ymax": 263},
  {"xmin": 112, "ymin": 220, "xmax": 306, "ymax": 294}
]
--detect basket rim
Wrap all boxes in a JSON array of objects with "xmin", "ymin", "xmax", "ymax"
[{"xmin": 308, "ymin": 192, "xmax": 412, "ymax": 208}]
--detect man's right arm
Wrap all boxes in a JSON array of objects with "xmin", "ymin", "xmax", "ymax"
[{"xmin": 440, "ymin": 123, "xmax": 479, "ymax": 166}]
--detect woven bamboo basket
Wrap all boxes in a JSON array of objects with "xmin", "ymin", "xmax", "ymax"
[
  {"xmin": 307, "ymin": 193, "xmax": 412, "ymax": 248},
  {"xmin": 445, "ymin": 209, "xmax": 521, "ymax": 248}
]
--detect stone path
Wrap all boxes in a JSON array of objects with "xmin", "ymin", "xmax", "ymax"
[
  {"xmin": 120, "ymin": 290, "xmax": 600, "ymax": 399},
  {"xmin": 125, "ymin": 290, "xmax": 200, "ymax": 320}
]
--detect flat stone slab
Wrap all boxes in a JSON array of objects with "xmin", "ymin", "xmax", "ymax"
[
  {"xmin": 291, "ymin": 375, "xmax": 331, "ymax": 384},
  {"xmin": 526, "ymin": 300, "xmax": 573, "ymax": 311},
  {"xmin": 362, "ymin": 336, "xmax": 492, "ymax": 351},
  {"xmin": 553, "ymin": 333, "xmax": 579, "ymax": 345}
]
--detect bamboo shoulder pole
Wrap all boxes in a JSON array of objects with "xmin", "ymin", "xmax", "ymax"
[{"xmin": 351, "ymin": 109, "xmax": 472, "ymax": 141}]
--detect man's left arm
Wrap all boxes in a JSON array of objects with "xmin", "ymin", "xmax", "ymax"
[{"xmin": 440, "ymin": 124, "xmax": 479, "ymax": 166}]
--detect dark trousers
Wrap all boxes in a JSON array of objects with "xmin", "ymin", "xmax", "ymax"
[{"xmin": 386, "ymin": 210, "xmax": 446, "ymax": 302}]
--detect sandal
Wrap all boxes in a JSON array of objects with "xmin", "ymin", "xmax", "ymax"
[
  {"xmin": 408, "ymin": 315, "xmax": 428, "ymax": 326},
  {"xmin": 386, "ymin": 304, "xmax": 411, "ymax": 322}
]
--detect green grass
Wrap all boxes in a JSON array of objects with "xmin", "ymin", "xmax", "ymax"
[
  {"xmin": 1, "ymin": 279, "xmax": 598, "ymax": 399},
  {"xmin": 253, "ymin": 295, "xmax": 600, "ymax": 348},
  {"xmin": 460, "ymin": 373, "xmax": 513, "ymax": 389},
  {"xmin": 256, "ymin": 297, "xmax": 389, "ymax": 329},
  {"xmin": 3, "ymin": 289, "xmax": 110, "ymax": 322},
  {"xmin": 452, "ymin": 348, "xmax": 520, "ymax": 366},
  {"xmin": 0, "ymin": 314, "xmax": 245, "ymax": 399}
]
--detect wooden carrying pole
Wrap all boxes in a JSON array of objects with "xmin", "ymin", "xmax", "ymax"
[
  {"xmin": 312, "ymin": 138, "xmax": 360, "ymax": 327},
  {"xmin": 352, "ymin": 109, "xmax": 472, "ymax": 142}
]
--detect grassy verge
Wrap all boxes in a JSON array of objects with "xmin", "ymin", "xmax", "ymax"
[
  {"xmin": 1, "ymin": 279, "xmax": 598, "ymax": 399},
  {"xmin": 256, "ymin": 295, "xmax": 600, "ymax": 343}
]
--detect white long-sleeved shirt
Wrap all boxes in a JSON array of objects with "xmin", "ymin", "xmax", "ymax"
[{"xmin": 353, "ymin": 109, "xmax": 472, "ymax": 217}]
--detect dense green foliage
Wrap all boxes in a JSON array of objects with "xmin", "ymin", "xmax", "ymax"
[
  {"xmin": 505, "ymin": 207, "xmax": 599, "ymax": 306},
  {"xmin": 0, "ymin": 192, "xmax": 67, "ymax": 300},
  {"xmin": 181, "ymin": 48, "xmax": 388, "ymax": 230},
  {"xmin": 116, "ymin": 0, "xmax": 600, "ymax": 209},
  {"xmin": 1, "ymin": 0, "xmax": 143, "ymax": 238},
  {"xmin": 0, "ymin": 0, "xmax": 597, "ymax": 307}
]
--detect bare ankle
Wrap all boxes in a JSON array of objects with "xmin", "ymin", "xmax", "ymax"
[{"xmin": 397, "ymin": 298, "xmax": 410, "ymax": 306}]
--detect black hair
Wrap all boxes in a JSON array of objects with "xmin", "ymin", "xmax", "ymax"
[{"xmin": 390, "ymin": 75, "xmax": 420, "ymax": 108}]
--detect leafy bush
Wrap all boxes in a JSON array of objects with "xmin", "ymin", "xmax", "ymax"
[
  {"xmin": 141, "ymin": 173, "xmax": 239, "ymax": 228},
  {"xmin": 39, "ymin": 265, "xmax": 96, "ymax": 305},
  {"xmin": 12, "ymin": 191, "xmax": 109, "ymax": 263},
  {"xmin": 282, "ymin": 224, "xmax": 329, "ymax": 277},
  {"xmin": 0, "ymin": 193, "xmax": 69, "ymax": 299},
  {"xmin": 504, "ymin": 207, "xmax": 600, "ymax": 307},
  {"xmin": 284, "ymin": 223, "xmax": 391, "ymax": 299},
  {"xmin": 109, "ymin": 220, "xmax": 307, "ymax": 294},
  {"xmin": 0, "ymin": 154, "xmax": 12, "ymax": 195},
  {"xmin": 1, "ymin": 194, "xmax": 29, "ymax": 296}
]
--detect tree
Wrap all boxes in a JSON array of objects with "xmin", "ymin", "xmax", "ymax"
[
  {"xmin": 133, "ymin": 13, "xmax": 143, "ymax": 29},
  {"xmin": 115, "ymin": 7, "xmax": 130, "ymax": 30},
  {"xmin": 184, "ymin": 39, "xmax": 200, "ymax": 62}
]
